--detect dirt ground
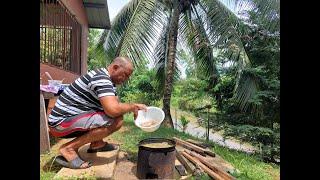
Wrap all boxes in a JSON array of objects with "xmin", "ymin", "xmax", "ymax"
[{"xmin": 113, "ymin": 151, "xmax": 139, "ymax": 180}]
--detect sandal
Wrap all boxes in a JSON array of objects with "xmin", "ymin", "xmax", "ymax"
[
  {"xmin": 87, "ymin": 143, "xmax": 118, "ymax": 153},
  {"xmin": 55, "ymin": 155, "xmax": 92, "ymax": 169}
]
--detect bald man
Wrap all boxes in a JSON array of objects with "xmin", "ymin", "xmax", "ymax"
[{"xmin": 48, "ymin": 57, "xmax": 147, "ymax": 169}]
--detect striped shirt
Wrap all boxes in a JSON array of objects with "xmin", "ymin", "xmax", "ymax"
[{"xmin": 48, "ymin": 68, "xmax": 117, "ymax": 127}]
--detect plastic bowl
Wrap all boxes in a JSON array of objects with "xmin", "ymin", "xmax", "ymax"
[
  {"xmin": 135, "ymin": 106, "xmax": 165, "ymax": 132},
  {"xmin": 48, "ymin": 80, "xmax": 63, "ymax": 87}
]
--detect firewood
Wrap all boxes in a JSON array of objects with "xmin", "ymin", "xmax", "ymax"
[
  {"xmin": 175, "ymin": 165, "xmax": 187, "ymax": 176},
  {"xmin": 176, "ymin": 150, "xmax": 194, "ymax": 173},
  {"xmin": 185, "ymin": 150, "xmax": 236, "ymax": 180},
  {"xmin": 186, "ymin": 139, "xmax": 210, "ymax": 149},
  {"xmin": 181, "ymin": 151, "xmax": 224, "ymax": 180},
  {"xmin": 173, "ymin": 137, "xmax": 215, "ymax": 157}
]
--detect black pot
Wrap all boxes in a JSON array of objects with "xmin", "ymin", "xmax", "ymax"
[{"xmin": 136, "ymin": 138, "xmax": 176, "ymax": 179}]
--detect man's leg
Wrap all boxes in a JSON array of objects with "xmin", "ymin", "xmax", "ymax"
[
  {"xmin": 59, "ymin": 116, "xmax": 123, "ymax": 168},
  {"xmin": 89, "ymin": 117, "xmax": 123, "ymax": 150}
]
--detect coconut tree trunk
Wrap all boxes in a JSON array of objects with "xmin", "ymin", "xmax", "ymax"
[{"xmin": 162, "ymin": 5, "xmax": 180, "ymax": 128}]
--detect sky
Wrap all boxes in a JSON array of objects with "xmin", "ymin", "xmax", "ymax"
[{"xmin": 108, "ymin": 0, "xmax": 130, "ymax": 21}]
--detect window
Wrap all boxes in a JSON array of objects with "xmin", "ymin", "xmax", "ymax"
[{"xmin": 40, "ymin": 0, "xmax": 82, "ymax": 74}]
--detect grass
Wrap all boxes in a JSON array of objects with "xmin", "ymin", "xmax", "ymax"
[
  {"xmin": 111, "ymin": 114, "xmax": 280, "ymax": 180},
  {"xmin": 40, "ymin": 113, "xmax": 279, "ymax": 180},
  {"xmin": 40, "ymin": 136, "xmax": 98, "ymax": 180}
]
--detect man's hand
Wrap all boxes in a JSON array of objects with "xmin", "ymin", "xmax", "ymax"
[{"xmin": 133, "ymin": 103, "xmax": 147, "ymax": 120}]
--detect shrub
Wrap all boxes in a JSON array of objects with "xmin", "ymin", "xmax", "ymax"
[{"xmin": 180, "ymin": 115, "xmax": 189, "ymax": 132}]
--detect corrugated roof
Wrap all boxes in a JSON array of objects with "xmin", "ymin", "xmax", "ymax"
[{"xmin": 83, "ymin": 0, "xmax": 111, "ymax": 29}]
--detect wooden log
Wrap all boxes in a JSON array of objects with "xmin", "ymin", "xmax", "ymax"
[
  {"xmin": 174, "ymin": 137, "xmax": 215, "ymax": 157},
  {"xmin": 186, "ymin": 150, "xmax": 235, "ymax": 180},
  {"xmin": 176, "ymin": 150, "xmax": 202, "ymax": 176},
  {"xmin": 186, "ymin": 139, "xmax": 209, "ymax": 149},
  {"xmin": 181, "ymin": 151, "xmax": 224, "ymax": 180},
  {"xmin": 174, "ymin": 137, "xmax": 207, "ymax": 155},
  {"xmin": 176, "ymin": 150, "xmax": 194, "ymax": 173},
  {"xmin": 175, "ymin": 165, "xmax": 187, "ymax": 176}
]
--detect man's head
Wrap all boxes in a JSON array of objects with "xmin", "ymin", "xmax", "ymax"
[{"xmin": 107, "ymin": 57, "xmax": 134, "ymax": 85}]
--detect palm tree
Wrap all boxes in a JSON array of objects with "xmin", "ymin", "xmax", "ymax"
[{"xmin": 95, "ymin": 0, "xmax": 280, "ymax": 128}]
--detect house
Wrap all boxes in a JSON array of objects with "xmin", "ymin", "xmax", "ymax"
[
  {"xmin": 40, "ymin": 0, "xmax": 111, "ymax": 84},
  {"xmin": 40, "ymin": 0, "xmax": 111, "ymax": 153}
]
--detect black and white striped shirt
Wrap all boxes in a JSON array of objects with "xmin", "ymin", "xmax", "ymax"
[{"xmin": 48, "ymin": 68, "xmax": 117, "ymax": 127}]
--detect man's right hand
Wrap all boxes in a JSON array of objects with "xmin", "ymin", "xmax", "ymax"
[{"xmin": 133, "ymin": 103, "xmax": 147, "ymax": 120}]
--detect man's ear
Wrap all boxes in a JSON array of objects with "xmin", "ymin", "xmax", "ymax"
[{"xmin": 113, "ymin": 64, "xmax": 119, "ymax": 71}]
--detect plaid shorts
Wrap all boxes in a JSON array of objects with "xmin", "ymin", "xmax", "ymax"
[{"xmin": 49, "ymin": 111, "xmax": 114, "ymax": 138}]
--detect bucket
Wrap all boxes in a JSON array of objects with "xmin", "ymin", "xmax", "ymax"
[{"xmin": 136, "ymin": 138, "xmax": 176, "ymax": 179}]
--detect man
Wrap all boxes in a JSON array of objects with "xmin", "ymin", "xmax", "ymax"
[{"xmin": 48, "ymin": 57, "xmax": 147, "ymax": 169}]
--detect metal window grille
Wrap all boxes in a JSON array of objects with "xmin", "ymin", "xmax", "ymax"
[{"xmin": 40, "ymin": 0, "xmax": 81, "ymax": 74}]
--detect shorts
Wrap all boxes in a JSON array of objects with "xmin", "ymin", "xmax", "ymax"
[{"xmin": 49, "ymin": 111, "xmax": 114, "ymax": 138}]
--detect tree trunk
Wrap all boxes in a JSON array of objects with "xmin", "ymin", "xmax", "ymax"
[{"xmin": 162, "ymin": 5, "xmax": 180, "ymax": 128}]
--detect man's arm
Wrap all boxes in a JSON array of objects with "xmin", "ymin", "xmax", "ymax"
[{"xmin": 99, "ymin": 96, "xmax": 147, "ymax": 118}]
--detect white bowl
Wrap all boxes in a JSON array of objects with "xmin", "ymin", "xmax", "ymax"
[
  {"xmin": 48, "ymin": 80, "xmax": 63, "ymax": 87},
  {"xmin": 135, "ymin": 106, "xmax": 165, "ymax": 132}
]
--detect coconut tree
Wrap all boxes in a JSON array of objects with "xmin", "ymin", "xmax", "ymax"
[{"xmin": 94, "ymin": 0, "xmax": 280, "ymax": 128}]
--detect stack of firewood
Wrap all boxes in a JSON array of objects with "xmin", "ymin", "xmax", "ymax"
[{"xmin": 174, "ymin": 137, "xmax": 236, "ymax": 180}]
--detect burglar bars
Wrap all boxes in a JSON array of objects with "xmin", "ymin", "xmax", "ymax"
[{"xmin": 40, "ymin": 0, "xmax": 81, "ymax": 73}]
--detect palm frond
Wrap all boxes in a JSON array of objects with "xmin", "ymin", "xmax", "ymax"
[
  {"xmin": 99, "ymin": 0, "xmax": 164, "ymax": 68},
  {"xmin": 179, "ymin": 8, "xmax": 219, "ymax": 86},
  {"xmin": 196, "ymin": 0, "xmax": 258, "ymax": 111},
  {"xmin": 250, "ymin": 0, "xmax": 280, "ymax": 32},
  {"xmin": 233, "ymin": 70, "xmax": 258, "ymax": 111},
  {"xmin": 92, "ymin": 30, "xmax": 110, "ymax": 66}
]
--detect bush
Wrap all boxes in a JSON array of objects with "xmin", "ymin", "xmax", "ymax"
[
  {"xmin": 180, "ymin": 115, "xmax": 189, "ymax": 132},
  {"xmin": 223, "ymin": 124, "xmax": 279, "ymax": 163}
]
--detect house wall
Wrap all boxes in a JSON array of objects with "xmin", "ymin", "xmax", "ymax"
[{"xmin": 60, "ymin": 0, "xmax": 88, "ymax": 75}]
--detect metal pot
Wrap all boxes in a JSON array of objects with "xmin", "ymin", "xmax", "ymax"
[{"xmin": 136, "ymin": 138, "xmax": 176, "ymax": 179}]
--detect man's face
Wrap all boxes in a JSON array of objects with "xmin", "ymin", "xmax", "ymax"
[{"xmin": 110, "ymin": 64, "xmax": 133, "ymax": 85}]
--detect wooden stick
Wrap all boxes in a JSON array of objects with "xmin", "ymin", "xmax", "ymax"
[
  {"xmin": 174, "ymin": 137, "xmax": 205, "ymax": 155},
  {"xmin": 186, "ymin": 139, "xmax": 209, "ymax": 149},
  {"xmin": 174, "ymin": 137, "xmax": 215, "ymax": 157},
  {"xmin": 176, "ymin": 150, "xmax": 194, "ymax": 173},
  {"xmin": 181, "ymin": 151, "xmax": 224, "ymax": 180},
  {"xmin": 176, "ymin": 150, "xmax": 203, "ymax": 176},
  {"xmin": 186, "ymin": 150, "xmax": 235, "ymax": 180}
]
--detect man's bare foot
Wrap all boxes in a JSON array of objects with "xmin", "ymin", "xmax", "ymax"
[{"xmin": 59, "ymin": 145, "xmax": 90, "ymax": 168}]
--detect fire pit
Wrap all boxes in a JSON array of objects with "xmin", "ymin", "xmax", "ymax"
[{"xmin": 136, "ymin": 138, "xmax": 176, "ymax": 179}]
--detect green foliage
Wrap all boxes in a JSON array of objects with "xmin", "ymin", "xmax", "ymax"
[
  {"xmin": 172, "ymin": 77, "xmax": 216, "ymax": 112},
  {"xmin": 87, "ymin": 29, "xmax": 106, "ymax": 70},
  {"xmin": 223, "ymin": 124, "xmax": 280, "ymax": 164},
  {"xmin": 117, "ymin": 60, "xmax": 162, "ymax": 106},
  {"xmin": 180, "ymin": 115, "xmax": 189, "ymax": 132}
]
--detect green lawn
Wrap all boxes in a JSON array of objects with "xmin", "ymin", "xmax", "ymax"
[
  {"xmin": 40, "ymin": 114, "xmax": 279, "ymax": 180},
  {"xmin": 110, "ymin": 114, "xmax": 280, "ymax": 180}
]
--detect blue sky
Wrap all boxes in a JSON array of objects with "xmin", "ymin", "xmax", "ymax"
[{"xmin": 108, "ymin": 0, "xmax": 130, "ymax": 21}]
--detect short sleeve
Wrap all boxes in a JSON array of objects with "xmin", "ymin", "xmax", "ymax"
[{"xmin": 89, "ymin": 74, "xmax": 115, "ymax": 98}]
